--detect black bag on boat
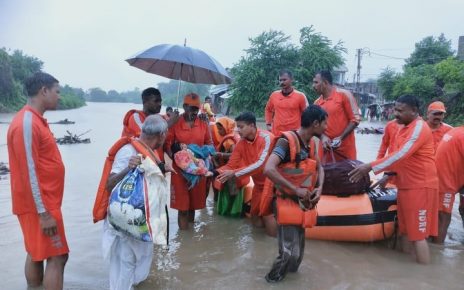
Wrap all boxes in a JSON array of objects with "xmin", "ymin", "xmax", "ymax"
[{"xmin": 322, "ymin": 150, "xmax": 370, "ymax": 197}]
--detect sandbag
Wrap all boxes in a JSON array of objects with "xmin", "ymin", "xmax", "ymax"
[{"xmin": 322, "ymin": 151, "xmax": 370, "ymax": 196}]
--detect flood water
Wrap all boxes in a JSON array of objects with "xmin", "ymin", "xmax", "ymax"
[{"xmin": 0, "ymin": 102, "xmax": 463, "ymax": 290}]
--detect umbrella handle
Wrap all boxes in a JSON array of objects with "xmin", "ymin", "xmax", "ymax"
[{"xmin": 176, "ymin": 64, "xmax": 184, "ymax": 109}]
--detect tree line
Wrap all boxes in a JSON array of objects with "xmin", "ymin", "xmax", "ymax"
[
  {"xmin": 377, "ymin": 34, "xmax": 464, "ymax": 125},
  {"xmin": 86, "ymin": 81, "xmax": 210, "ymax": 107},
  {"xmin": 228, "ymin": 26, "xmax": 345, "ymax": 116},
  {"xmin": 0, "ymin": 48, "xmax": 86, "ymax": 112}
]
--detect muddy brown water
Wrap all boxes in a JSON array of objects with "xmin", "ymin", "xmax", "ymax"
[{"xmin": 0, "ymin": 102, "xmax": 463, "ymax": 290}]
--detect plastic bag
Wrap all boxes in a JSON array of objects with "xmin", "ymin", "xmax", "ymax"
[{"xmin": 108, "ymin": 168, "xmax": 152, "ymax": 242}]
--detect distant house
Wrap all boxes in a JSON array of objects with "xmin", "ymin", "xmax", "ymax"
[
  {"xmin": 332, "ymin": 65, "xmax": 348, "ymax": 86},
  {"xmin": 345, "ymin": 81, "xmax": 381, "ymax": 105},
  {"xmin": 208, "ymin": 84, "xmax": 230, "ymax": 116}
]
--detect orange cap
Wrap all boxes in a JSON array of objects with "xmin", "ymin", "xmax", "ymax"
[
  {"xmin": 183, "ymin": 93, "xmax": 201, "ymax": 108},
  {"xmin": 428, "ymin": 101, "xmax": 446, "ymax": 113}
]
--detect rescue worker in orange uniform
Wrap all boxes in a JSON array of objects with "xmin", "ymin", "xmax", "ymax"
[
  {"xmin": 121, "ymin": 88, "xmax": 179, "ymax": 161},
  {"xmin": 262, "ymin": 105, "xmax": 327, "ymax": 283},
  {"xmin": 265, "ymin": 69, "xmax": 309, "ymax": 136},
  {"xmin": 349, "ymin": 95, "xmax": 438, "ymax": 264},
  {"xmin": 425, "ymin": 101, "xmax": 453, "ymax": 153},
  {"xmin": 7, "ymin": 72, "xmax": 68, "ymax": 289},
  {"xmin": 122, "ymin": 87, "xmax": 163, "ymax": 137},
  {"xmin": 313, "ymin": 70, "xmax": 361, "ymax": 161},
  {"xmin": 215, "ymin": 112, "xmax": 277, "ymax": 236},
  {"xmin": 432, "ymin": 127, "xmax": 464, "ymax": 244},
  {"xmin": 377, "ymin": 120, "xmax": 401, "ymax": 159},
  {"xmin": 165, "ymin": 93, "xmax": 213, "ymax": 230}
]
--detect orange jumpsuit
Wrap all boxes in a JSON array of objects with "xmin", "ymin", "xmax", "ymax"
[
  {"xmin": 370, "ymin": 118, "xmax": 438, "ymax": 241},
  {"xmin": 121, "ymin": 110, "xmax": 166, "ymax": 161},
  {"xmin": 314, "ymin": 88, "xmax": 361, "ymax": 161},
  {"xmin": 265, "ymin": 89, "xmax": 308, "ymax": 136},
  {"xmin": 377, "ymin": 120, "xmax": 401, "ymax": 159},
  {"xmin": 428, "ymin": 122, "xmax": 453, "ymax": 153},
  {"xmin": 435, "ymin": 127, "xmax": 464, "ymax": 213},
  {"xmin": 217, "ymin": 129, "xmax": 275, "ymax": 216},
  {"xmin": 7, "ymin": 105, "xmax": 68, "ymax": 261},
  {"xmin": 166, "ymin": 115, "xmax": 212, "ymax": 211}
]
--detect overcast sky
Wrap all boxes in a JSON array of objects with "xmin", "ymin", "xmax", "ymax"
[{"xmin": 1, "ymin": 0, "xmax": 462, "ymax": 92}]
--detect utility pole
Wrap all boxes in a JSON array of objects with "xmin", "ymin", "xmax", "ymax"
[{"xmin": 355, "ymin": 48, "xmax": 362, "ymax": 104}]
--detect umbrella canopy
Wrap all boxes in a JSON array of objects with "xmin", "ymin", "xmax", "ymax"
[{"xmin": 126, "ymin": 44, "xmax": 232, "ymax": 85}]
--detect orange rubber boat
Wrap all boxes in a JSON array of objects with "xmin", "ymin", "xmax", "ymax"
[{"xmin": 306, "ymin": 187, "xmax": 397, "ymax": 242}]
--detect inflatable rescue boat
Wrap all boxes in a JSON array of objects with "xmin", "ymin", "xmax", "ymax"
[{"xmin": 306, "ymin": 187, "xmax": 397, "ymax": 242}]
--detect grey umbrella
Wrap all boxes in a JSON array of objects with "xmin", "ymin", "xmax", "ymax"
[{"xmin": 126, "ymin": 44, "xmax": 232, "ymax": 106}]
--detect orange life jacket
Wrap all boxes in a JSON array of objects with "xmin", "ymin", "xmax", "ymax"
[
  {"xmin": 121, "ymin": 109, "xmax": 145, "ymax": 137},
  {"xmin": 264, "ymin": 131, "xmax": 318, "ymax": 227},
  {"xmin": 92, "ymin": 136, "xmax": 160, "ymax": 223}
]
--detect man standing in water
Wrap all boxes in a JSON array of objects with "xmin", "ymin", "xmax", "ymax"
[
  {"xmin": 216, "ymin": 112, "xmax": 277, "ymax": 236},
  {"xmin": 122, "ymin": 87, "xmax": 178, "ymax": 162},
  {"xmin": 265, "ymin": 69, "xmax": 308, "ymax": 136},
  {"xmin": 122, "ymin": 87, "xmax": 163, "ymax": 137},
  {"xmin": 425, "ymin": 101, "xmax": 453, "ymax": 152},
  {"xmin": 262, "ymin": 105, "xmax": 326, "ymax": 283},
  {"xmin": 104, "ymin": 115, "xmax": 170, "ymax": 290},
  {"xmin": 166, "ymin": 93, "xmax": 213, "ymax": 230},
  {"xmin": 433, "ymin": 126, "xmax": 464, "ymax": 244},
  {"xmin": 349, "ymin": 95, "xmax": 438, "ymax": 264},
  {"xmin": 313, "ymin": 70, "xmax": 361, "ymax": 161},
  {"xmin": 7, "ymin": 72, "xmax": 69, "ymax": 289}
]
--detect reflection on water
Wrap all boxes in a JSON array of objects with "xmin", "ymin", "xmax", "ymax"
[{"xmin": 0, "ymin": 103, "xmax": 463, "ymax": 290}]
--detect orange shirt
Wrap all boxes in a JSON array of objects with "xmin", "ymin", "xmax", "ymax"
[
  {"xmin": 166, "ymin": 114, "xmax": 212, "ymax": 150},
  {"xmin": 371, "ymin": 118, "xmax": 438, "ymax": 190},
  {"xmin": 218, "ymin": 129, "xmax": 275, "ymax": 184},
  {"xmin": 121, "ymin": 110, "xmax": 146, "ymax": 137},
  {"xmin": 121, "ymin": 110, "xmax": 168, "ymax": 161},
  {"xmin": 210, "ymin": 124, "xmax": 222, "ymax": 148},
  {"xmin": 377, "ymin": 120, "xmax": 401, "ymax": 159},
  {"xmin": 435, "ymin": 127, "xmax": 464, "ymax": 194},
  {"xmin": 265, "ymin": 89, "xmax": 308, "ymax": 136},
  {"xmin": 7, "ymin": 105, "xmax": 65, "ymax": 215},
  {"xmin": 314, "ymin": 88, "xmax": 361, "ymax": 160},
  {"xmin": 428, "ymin": 122, "xmax": 453, "ymax": 153}
]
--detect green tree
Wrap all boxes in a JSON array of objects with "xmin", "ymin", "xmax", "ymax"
[
  {"xmin": 158, "ymin": 80, "xmax": 211, "ymax": 107},
  {"xmin": 392, "ymin": 64, "xmax": 438, "ymax": 102},
  {"xmin": 87, "ymin": 87, "xmax": 108, "ymax": 102},
  {"xmin": 405, "ymin": 34, "xmax": 454, "ymax": 68},
  {"xmin": 0, "ymin": 48, "xmax": 86, "ymax": 111},
  {"xmin": 57, "ymin": 85, "xmax": 86, "ymax": 110},
  {"xmin": 296, "ymin": 26, "xmax": 346, "ymax": 101},
  {"xmin": 0, "ymin": 49, "xmax": 28, "ymax": 111},
  {"xmin": 377, "ymin": 67, "xmax": 400, "ymax": 101},
  {"xmin": 228, "ymin": 30, "xmax": 299, "ymax": 116},
  {"xmin": 434, "ymin": 58, "xmax": 464, "ymax": 125}
]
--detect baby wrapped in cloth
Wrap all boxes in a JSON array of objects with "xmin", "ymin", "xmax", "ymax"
[{"xmin": 172, "ymin": 143, "xmax": 216, "ymax": 189}]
